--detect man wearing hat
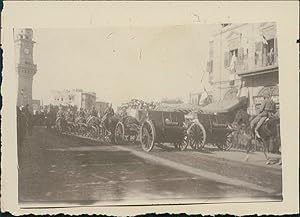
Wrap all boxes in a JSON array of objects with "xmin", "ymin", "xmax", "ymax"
[{"xmin": 250, "ymin": 92, "xmax": 276, "ymax": 138}]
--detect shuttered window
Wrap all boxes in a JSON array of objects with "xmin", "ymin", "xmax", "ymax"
[
  {"xmin": 224, "ymin": 52, "xmax": 230, "ymax": 67},
  {"xmin": 206, "ymin": 60, "xmax": 213, "ymax": 73},
  {"xmin": 238, "ymin": 48, "xmax": 244, "ymax": 62},
  {"xmin": 274, "ymin": 38, "xmax": 278, "ymax": 64},
  {"xmin": 255, "ymin": 42, "xmax": 263, "ymax": 66}
]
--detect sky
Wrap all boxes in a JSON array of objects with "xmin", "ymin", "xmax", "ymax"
[{"xmin": 31, "ymin": 25, "xmax": 219, "ymax": 106}]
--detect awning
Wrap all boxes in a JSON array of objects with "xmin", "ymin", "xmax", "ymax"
[
  {"xmin": 237, "ymin": 65, "xmax": 278, "ymax": 77},
  {"xmin": 201, "ymin": 97, "xmax": 248, "ymax": 113},
  {"xmin": 155, "ymin": 103, "xmax": 203, "ymax": 114}
]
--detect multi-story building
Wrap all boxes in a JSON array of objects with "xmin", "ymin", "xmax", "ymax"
[
  {"xmin": 82, "ymin": 92, "xmax": 96, "ymax": 111},
  {"xmin": 206, "ymin": 22, "xmax": 279, "ymax": 115},
  {"xmin": 50, "ymin": 89, "xmax": 96, "ymax": 111}
]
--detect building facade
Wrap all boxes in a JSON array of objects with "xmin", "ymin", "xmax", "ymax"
[
  {"xmin": 14, "ymin": 29, "xmax": 37, "ymax": 108},
  {"xmin": 206, "ymin": 22, "xmax": 279, "ymax": 115},
  {"xmin": 82, "ymin": 92, "xmax": 96, "ymax": 111},
  {"xmin": 50, "ymin": 89, "xmax": 96, "ymax": 111}
]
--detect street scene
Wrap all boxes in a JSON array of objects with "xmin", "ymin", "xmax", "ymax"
[{"xmin": 15, "ymin": 23, "xmax": 282, "ymax": 205}]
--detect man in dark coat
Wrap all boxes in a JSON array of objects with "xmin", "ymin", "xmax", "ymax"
[
  {"xmin": 17, "ymin": 106, "xmax": 28, "ymax": 162},
  {"xmin": 23, "ymin": 104, "xmax": 33, "ymax": 136},
  {"xmin": 91, "ymin": 106, "xmax": 98, "ymax": 117}
]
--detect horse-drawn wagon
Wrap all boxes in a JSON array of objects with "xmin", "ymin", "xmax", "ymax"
[
  {"xmin": 139, "ymin": 110, "xmax": 188, "ymax": 152},
  {"xmin": 185, "ymin": 97, "xmax": 248, "ymax": 151},
  {"xmin": 114, "ymin": 109, "xmax": 147, "ymax": 145}
]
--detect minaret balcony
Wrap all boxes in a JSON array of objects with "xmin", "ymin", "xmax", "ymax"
[{"xmin": 16, "ymin": 63, "xmax": 37, "ymax": 75}]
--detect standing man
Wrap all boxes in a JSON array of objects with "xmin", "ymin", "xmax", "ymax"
[
  {"xmin": 23, "ymin": 104, "xmax": 33, "ymax": 136},
  {"xmin": 17, "ymin": 106, "xmax": 27, "ymax": 146},
  {"xmin": 102, "ymin": 104, "xmax": 114, "ymax": 128},
  {"xmin": 91, "ymin": 106, "xmax": 98, "ymax": 117},
  {"xmin": 250, "ymin": 93, "xmax": 276, "ymax": 138}
]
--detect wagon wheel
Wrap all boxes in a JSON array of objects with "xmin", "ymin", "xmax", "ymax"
[
  {"xmin": 224, "ymin": 131, "xmax": 234, "ymax": 151},
  {"xmin": 187, "ymin": 122, "xmax": 206, "ymax": 150},
  {"xmin": 99, "ymin": 125, "xmax": 105, "ymax": 139},
  {"xmin": 140, "ymin": 120, "xmax": 155, "ymax": 152},
  {"xmin": 214, "ymin": 132, "xmax": 232, "ymax": 151},
  {"xmin": 174, "ymin": 134, "xmax": 189, "ymax": 151},
  {"xmin": 115, "ymin": 122, "xmax": 125, "ymax": 145}
]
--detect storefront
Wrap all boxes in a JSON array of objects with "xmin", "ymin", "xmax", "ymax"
[
  {"xmin": 240, "ymin": 67, "xmax": 279, "ymax": 115},
  {"xmin": 253, "ymin": 85, "xmax": 279, "ymax": 111}
]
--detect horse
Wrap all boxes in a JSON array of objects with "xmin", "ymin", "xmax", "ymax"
[
  {"xmin": 86, "ymin": 115, "xmax": 101, "ymax": 138},
  {"xmin": 55, "ymin": 116, "xmax": 68, "ymax": 133},
  {"xmin": 74, "ymin": 116, "xmax": 88, "ymax": 136},
  {"xmin": 232, "ymin": 109, "xmax": 280, "ymax": 164}
]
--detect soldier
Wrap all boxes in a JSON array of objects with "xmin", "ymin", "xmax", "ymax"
[
  {"xmin": 78, "ymin": 107, "xmax": 85, "ymax": 118},
  {"xmin": 91, "ymin": 106, "xmax": 98, "ymax": 117},
  {"xmin": 102, "ymin": 104, "xmax": 114, "ymax": 129},
  {"xmin": 56, "ymin": 106, "xmax": 65, "ymax": 119},
  {"xmin": 250, "ymin": 93, "xmax": 276, "ymax": 138},
  {"xmin": 104, "ymin": 103, "xmax": 114, "ymax": 117},
  {"xmin": 17, "ymin": 106, "xmax": 27, "ymax": 146},
  {"xmin": 23, "ymin": 104, "xmax": 33, "ymax": 136}
]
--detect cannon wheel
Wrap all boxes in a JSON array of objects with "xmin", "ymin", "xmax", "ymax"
[
  {"xmin": 222, "ymin": 131, "xmax": 234, "ymax": 151},
  {"xmin": 115, "ymin": 122, "xmax": 125, "ymax": 145},
  {"xmin": 174, "ymin": 134, "xmax": 189, "ymax": 151},
  {"xmin": 187, "ymin": 122, "xmax": 206, "ymax": 150},
  {"xmin": 140, "ymin": 120, "xmax": 156, "ymax": 152}
]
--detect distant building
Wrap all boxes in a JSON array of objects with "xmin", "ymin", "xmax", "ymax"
[
  {"xmin": 207, "ymin": 22, "xmax": 279, "ymax": 115},
  {"xmin": 50, "ymin": 89, "xmax": 96, "ymax": 110},
  {"xmin": 14, "ymin": 28, "xmax": 37, "ymax": 108},
  {"xmin": 161, "ymin": 98, "xmax": 184, "ymax": 104},
  {"xmin": 82, "ymin": 92, "xmax": 96, "ymax": 111}
]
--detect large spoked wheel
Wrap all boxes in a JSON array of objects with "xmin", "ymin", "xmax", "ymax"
[
  {"xmin": 140, "ymin": 120, "xmax": 155, "ymax": 152},
  {"xmin": 224, "ymin": 131, "xmax": 234, "ymax": 151},
  {"xmin": 174, "ymin": 134, "xmax": 189, "ymax": 151},
  {"xmin": 187, "ymin": 122, "xmax": 206, "ymax": 150},
  {"xmin": 115, "ymin": 122, "xmax": 125, "ymax": 145}
]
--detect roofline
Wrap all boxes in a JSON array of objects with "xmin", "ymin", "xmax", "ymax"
[{"xmin": 211, "ymin": 23, "xmax": 248, "ymax": 37}]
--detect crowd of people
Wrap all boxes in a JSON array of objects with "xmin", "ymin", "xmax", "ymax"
[
  {"xmin": 16, "ymin": 94, "xmax": 280, "ymax": 155},
  {"xmin": 16, "ymin": 104, "xmax": 37, "ymax": 149}
]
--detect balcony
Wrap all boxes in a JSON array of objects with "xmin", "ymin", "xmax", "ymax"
[
  {"xmin": 17, "ymin": 63, "xmax": 37, "ymax": 75},
  {"xmin": 237, "ymin": 52, "xmax": 278, "ymax": 77}
]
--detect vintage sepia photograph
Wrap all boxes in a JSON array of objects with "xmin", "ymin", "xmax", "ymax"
[{"xmin": 14, "ymin": 23, "xmax": 283, "ymax": 206}]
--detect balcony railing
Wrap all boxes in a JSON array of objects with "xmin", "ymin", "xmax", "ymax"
[{"xmin": 236, "ymin": 51, "xmax": 278, "ymax": 76}]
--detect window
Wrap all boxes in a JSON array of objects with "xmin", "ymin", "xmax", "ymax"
[
  {"xmin": 264, "ymin": 38, "xmax": 276, "ymax": 66},
  {"xmin": 229, "ymin": 49, "xmax": 238, "ymax": 63},
  {"xmin": 226, "ymin": 49, "xmax": 238, "ymax": 73},
  {"xmin": 221, "ymin": 23, "xmax": 231, "ymax": 28},
  {"xmin": 209, "ymin": 41, "xmax": 214, "ymax": 60},
  {"xmin": 256, "ymin": 37, "xmax": 277, "ymax": 67},
  {"xmin": 206, "ymin": 60, "xmax": 213, "ymax": 73}
]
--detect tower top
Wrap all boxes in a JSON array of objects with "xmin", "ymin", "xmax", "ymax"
[{"xmin": 14, "ymin": 28, "xmax": 34, "ymax": 41}]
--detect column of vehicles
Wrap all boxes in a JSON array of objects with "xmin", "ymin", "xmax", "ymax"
[{"xmin": 51, "ymin": 97, "xmax": 280, "ymax": 155}]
